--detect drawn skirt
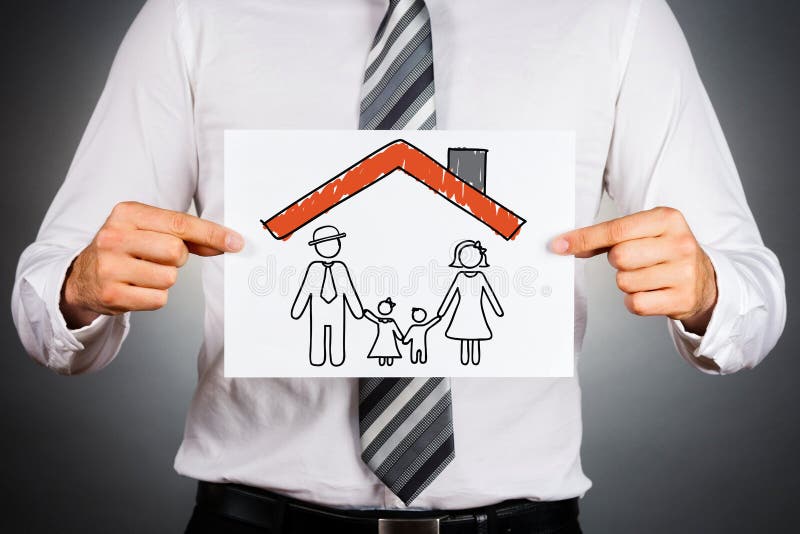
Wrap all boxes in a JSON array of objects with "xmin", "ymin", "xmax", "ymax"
[
  {"xmin": 368, "ymin": 324, "xmax": 402, "ymax": 359},
  {"xmin": 445, "ymin": 301, "xmax": 492, "ymax": 340}
]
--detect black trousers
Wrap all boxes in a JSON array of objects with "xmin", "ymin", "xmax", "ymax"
[{"xmin": 184, "ymin": 498, "xmax": 583, "ymax": 534}]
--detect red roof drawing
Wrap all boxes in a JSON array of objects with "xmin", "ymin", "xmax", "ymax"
[{"xmin": 262, "ymin": 139, "xmax": 526, "ymax": 241}]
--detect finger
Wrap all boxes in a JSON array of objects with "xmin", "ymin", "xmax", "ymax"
[
  {"xmin": 112, "ymin": 202, "xmax": 243, "ymax": 253},
  {"xmin": 115, "ymin": 257, "xmax": 179, "ymax": 290},
  {"xmin": 624, "ymin": 289, "xmax": 680, "ymax": 317},
  {"xmin": 551, "ymin": 207, "xmax": 674, "ymax": 257},
  {"xmin": 186, "ymin": 242, "xmax": 225, "ymax": 257},
  {"xmin": 608, "ymin": 237, "xmax": 671, "ymax": 270},
  {"xmin": 98, "ymin": 283, "xmax": 169, "ymax": 313},
  {"xmin": 125, "ymin": 230, "xmax": 190, "ymax": 266},
  {"xmin": 615, "ymin": 263, "xmax": 689, "ymax": 294},
  {"xmin": 126, "ymin": 229, "xmax": 221, "ymax": 260}
]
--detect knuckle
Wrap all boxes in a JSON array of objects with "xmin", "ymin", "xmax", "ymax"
[
  {"xmin": 167, "ymin": 239, "xmax": 188, "ymax": 264},
  {"xmin": 163, "ymin": 267, "xmax": 179, "ymax": 287},
  {"xmin": 98, "ymin": 285, "xmax": 119, "ymax": 308},
  {"xmin": 626, "ymin": 293, "xmax": 648, "ymax": 316},
  {"xmin": 111, "ymin": 201, "xmax": 136, "ymax": 219},
  {"xmin": 608, "ymin": 245, "xmax": 628, "ymax": 268},
  {"xmin": 658, "ymin": 206, "xmax": 684, "ymax": 226},
  {"xmin": 654, "ymin": 205, "xmax": 675, "ymax": 217},
  {"xmin": 608, "ymin": 219, "xmax": 631, "ymax": 244},
  {"xmin": 95, "ymin": 256, "xmax": 114, "ymax": 280},
  {"xmin": 153, "ymin": 290, "xmax": 169, "ymax": 309},
  {"xmin": 616, "ymin": 271, "xmax": 632, "ymax": 292},
  {"xmin": 631, "ymin": 301, "xmax": 648, "ymax": 316},
  {"xmin": 677, "ymin": 235, "xmax": 697, "ymax": 257},
  {"xmin": 95, "ymin": 227, "xmax": 121, "ymax": 251},
  {"xmin": 109, "ymin": 203, "xmax": 126, "ymax": 219},
  {"xmin": 169, "ymin": 212, "xmax": 188, "ymax": 236}
]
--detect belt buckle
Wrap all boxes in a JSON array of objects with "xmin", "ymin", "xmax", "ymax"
[{"xmin": 378, "ymin": 516, "xmax": 445, "ymax": 534}]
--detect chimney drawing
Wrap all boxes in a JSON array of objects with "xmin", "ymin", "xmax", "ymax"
[{"xmin": 448, "ymin": 148, "xmax": 488, "ymax": 193}]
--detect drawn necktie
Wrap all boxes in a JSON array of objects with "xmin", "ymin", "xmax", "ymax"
[
  {"xmin": 357, "ymin": 0, "xmax": 455, "ymax": 505},
  {"xmin": 320, "ymin": 264, "xmax": 338, "ymax": 304}
]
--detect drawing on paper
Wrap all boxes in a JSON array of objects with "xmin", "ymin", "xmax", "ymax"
[
  {"xmin": 290, "ymin": 225, "xmax": 364, "ymax": 367},
  {"xmin": 267, "ymin": 139, "xmax": 526, "ymax": 369}
]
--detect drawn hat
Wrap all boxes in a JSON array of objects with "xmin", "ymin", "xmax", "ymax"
[{"xmin": 308, "ymin": 225, "xmax": 347, "ymax": 246}]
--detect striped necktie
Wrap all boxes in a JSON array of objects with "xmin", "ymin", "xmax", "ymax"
[{"xmin": 358, "ymin": 0, "xmax": 455, "ymax": 505}]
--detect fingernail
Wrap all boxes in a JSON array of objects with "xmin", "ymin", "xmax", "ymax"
[
  {"xmin": 551, "ymin": 238, "xmax": 569, "ymax": 254},
  {"xmin": 225, "ymin": 232, "xmax": 244, "ymax": 252}
]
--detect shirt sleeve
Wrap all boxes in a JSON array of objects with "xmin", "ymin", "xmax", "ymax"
[
  {"xmin": 11, "ymin": 0, "xmax": 198, "ymax": 375},
  {"xmin": 604, "ymin": 0, "xmax": 786, "ymax": 375}
]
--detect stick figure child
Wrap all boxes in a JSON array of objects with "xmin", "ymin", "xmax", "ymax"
[
  {"xmin": 402, "ymin": 308, "xmax": 441, "ymax": 364},
  {"xmin": 364, "ymin": 297, "xmax": 403, "ymax": 366}
]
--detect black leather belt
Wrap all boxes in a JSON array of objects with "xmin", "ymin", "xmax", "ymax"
[{"xmin": 195, "ymin": 481, "xmax": 579, "ymax": 533}]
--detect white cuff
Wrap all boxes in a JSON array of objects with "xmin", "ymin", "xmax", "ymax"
[
  {"xmin": 35, "ymin": 249, "xmax": 129, "ymax": 374},
  {"xmin": 669, "ymin": 246, "xmax": 746, "ymax": 375}
]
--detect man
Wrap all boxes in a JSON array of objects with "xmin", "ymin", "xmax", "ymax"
[
  {"xmin": 291, "ymin": 225, "xmax": 364, "ymax": 367},
  {"xmin": 11, "ymin": 0, "xmax": 786, "ymax": 532}
]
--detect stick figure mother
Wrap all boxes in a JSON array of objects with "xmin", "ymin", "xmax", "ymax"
[{"xmin": 437, "ymin": 239, "xmax": 504, "ymax": 366}]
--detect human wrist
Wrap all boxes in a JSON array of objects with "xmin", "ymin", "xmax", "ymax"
[
  {"xmin": 680, "ymin": 252, "xmax": 718, "ymax": 335},
  {"xmin": 60, "ymin": 254, "xmax": 101, "ymax": 329}
]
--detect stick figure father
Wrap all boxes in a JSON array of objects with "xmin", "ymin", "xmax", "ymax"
[{"xmin": 291, "ymin": 225, "xmax": 364, "ymax": 366}]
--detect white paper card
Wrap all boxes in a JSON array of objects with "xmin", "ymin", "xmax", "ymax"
[{"xmin": 225, "ymin": 130, "xmax": 574, "ymax": 377}]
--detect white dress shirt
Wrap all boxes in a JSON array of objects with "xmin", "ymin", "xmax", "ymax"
[{"xmin": 11, "ymin": 0, "xmax": 786, "ymax": 510}]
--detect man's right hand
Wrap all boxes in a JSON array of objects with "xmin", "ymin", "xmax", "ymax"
[{"xmin": 60, "ymin": 201, "xmax": 244, "ymax": 329}]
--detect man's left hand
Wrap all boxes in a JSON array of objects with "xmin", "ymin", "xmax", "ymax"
[{"xmin": 551, "ymin": 207, "xmax": 718, "ymax": 335}]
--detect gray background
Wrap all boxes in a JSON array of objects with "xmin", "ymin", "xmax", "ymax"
[{"xmin": 1, "ymin": 1, "xmax": 797, "ymax": 532}]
